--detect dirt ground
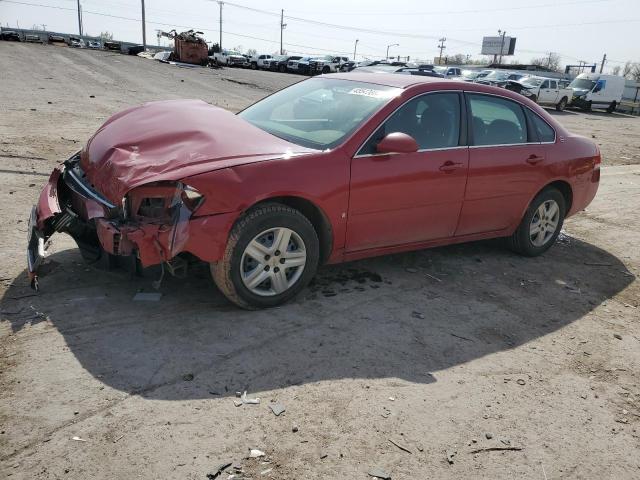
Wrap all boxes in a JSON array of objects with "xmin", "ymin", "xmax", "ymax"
[{"xmin": 1, "ymin": 42, "xmax": 639, "ymax": 479}]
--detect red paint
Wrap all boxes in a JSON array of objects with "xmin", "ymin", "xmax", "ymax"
[
  {"xmin": 81, "ymin": 99, "xmax": 315, "ymax": 204},
  {"xmin": 33, "ymin": 74, "xmax": 600, "ymax": 273}
]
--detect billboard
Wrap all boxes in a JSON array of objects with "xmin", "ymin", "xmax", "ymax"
[{"xmin": 481, "ymin": 36, "xmax": 516, "ymax": 56}]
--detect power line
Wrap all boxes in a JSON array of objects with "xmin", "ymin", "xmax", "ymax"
[
  {"xmin": 3, "ymin": 0, "xmax": 638, "ymax": 63},
  {"xmin": 283, "ymin": 0, "xmax": 614, "ymax": 16}
]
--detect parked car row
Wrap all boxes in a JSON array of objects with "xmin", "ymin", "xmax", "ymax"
[
  {"xmin": 209, "ymin": 51, "xmax": 352, "ymax": 75},
  {"xmin": 437, "ymin": 67, "xmax": 624, "ymax": 113}
]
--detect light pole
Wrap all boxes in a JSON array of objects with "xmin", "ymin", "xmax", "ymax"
[
  {"xmin": 353, "ymin": 39, "xmax": 359, "ymax": 61},
  {"xmin": 386, "ymin": 43, "xmax": 399, "ymax": 60}
]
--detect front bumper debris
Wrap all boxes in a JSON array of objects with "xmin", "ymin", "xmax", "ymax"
[{"xmin": 26, "ymin": 153, "xmax": 236, "ymax": 290}]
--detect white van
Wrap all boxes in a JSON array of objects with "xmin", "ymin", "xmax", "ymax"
[{"xmin": 568, "ymin": 73, "xmax": 625, "ymax": 113}]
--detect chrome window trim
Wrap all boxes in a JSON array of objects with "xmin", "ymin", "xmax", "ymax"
[
  {"xmin": 469, "ymin": 142, "xmax": 541, "ymax": 149},
  {"xmin": 353, "ymin": 89, "xmax": 464, "ymax": 158},
  {"xmin": 355, "ymin": 145, "xmax": 468, "ymax": 158},
  {"xmin": 353, "ymin": 89, "xmax": 559, "ymax": 158}
]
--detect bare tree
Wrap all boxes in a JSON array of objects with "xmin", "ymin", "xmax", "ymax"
[
  {"xmin": 611, "ymin": 65, "xmax": 621, "ymax": 75},
  {"xmin": 245, "ymin": 48, "xmax": 257, "ymax": 56},
  {"xmin": 622, "ymin": 61, "xmax": 633, "ymax": 78},
  {"xmin": 530, "ymin": 52, "xmax": 561, "ymax": 71},
  {"xmin": 100, "ymin": 31, "xmax": 113, "ymax": 41},
  {"xmin": 631, "ymin": 64, "xmax": 640, "ymax": 82}
]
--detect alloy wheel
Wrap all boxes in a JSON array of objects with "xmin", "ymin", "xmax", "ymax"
[
  {"xmin": 529, "ymin": 200, "xmax": 560, "ymax": 247},
  {"xmin": 240, "ymin": 227, "xmax": 307, "ymax": 296}
]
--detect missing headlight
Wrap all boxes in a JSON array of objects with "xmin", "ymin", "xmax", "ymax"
[{"xmin": 138, "ymin": 197, "xmax": 167, "ymax": 218}]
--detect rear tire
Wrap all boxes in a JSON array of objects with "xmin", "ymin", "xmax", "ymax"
[
  {"xmin": 606, "ymin": 101, "xmax": 617, "ymax": 113},
  {"xmin": 506, "ymin": 188, "xmax": 566, "ymax": 257},
  {"xmin": 211, "ymin": 203, "xmax": 320, "ymax": 309},
  {"xmin": 556, "ymin": 97, "xmax": 567, "ymax": 111},
  {"xmin": 251, "ymin": 62, "xmax": 257, "ymax": 70},
  {"xmin": 322, "ymin": 66, "xmax": 330, "ymax": 74}
]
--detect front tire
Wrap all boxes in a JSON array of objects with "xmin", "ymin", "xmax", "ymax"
[
  {"xmin": 506, "ymin": 188, "xmax": 566, "ymax": 257},
  {"xmin": 556, "ymin": 97, "xmax": 567, "ymax": 111},
  {"xmin": 211, "ymin": 204, "xmax": 320, "ymax": 309},
  {"xmin": 321, "ymin": 66, "xmax": 330, "ymax": 74}
]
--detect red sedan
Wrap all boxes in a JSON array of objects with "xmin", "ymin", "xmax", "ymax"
[{"xmin": 28, "ymin": 73, "xmax": 600, "ymax": 308}]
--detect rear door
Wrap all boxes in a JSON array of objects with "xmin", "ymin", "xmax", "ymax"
[
  {"xmin": 456, "ymin": 92, "xmax": 547, "ymax": 236},
  {"xmin": 347, "ymin": 92, "xmax": 469, "ymax": 251}
]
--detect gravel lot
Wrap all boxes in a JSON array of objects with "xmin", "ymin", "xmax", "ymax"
[{"xmin": 1, "ymin": 43, "xmax": 639, "ymax": 479}]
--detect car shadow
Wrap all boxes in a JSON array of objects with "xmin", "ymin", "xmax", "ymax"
[{"xmin": 1, "ymin": 235, "xmax": 634, "ymax": 400}]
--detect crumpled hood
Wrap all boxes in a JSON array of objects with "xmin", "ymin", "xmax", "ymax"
[{"xmin": 81, "ymin": 99, "xmax": 312, "ymax": 203}]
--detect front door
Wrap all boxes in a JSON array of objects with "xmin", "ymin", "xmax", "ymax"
[
  {"xmin": 538, "ymin": 79, "xmax": 558, "ymax": 104},
  {"xmin": 346, "ymin": 92, "xmax": 468, "ymax": 251}
]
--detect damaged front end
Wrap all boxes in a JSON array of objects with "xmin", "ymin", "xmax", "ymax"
[{"xmin": 27, "ymin": 152, "xmax": 210, "ymax": 290}]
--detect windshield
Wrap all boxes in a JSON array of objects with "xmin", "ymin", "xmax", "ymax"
[
  {"xmin": 569, "ymin": 78, "xmax": 597, "ymax": 90},
  {"xmin": 238, "ymin": 78, "xmax": 402, "ymax": 150},
  {"xmin": 433, "ymin": 66, "xmax": 447, "ymax": 74},
  {"xmin": 461, "ymin": 70, "xmax": 479, "ymax": 79},
  {"xmin": 521, "ymin": 77, "xmax": 543, "ymax": 87}
]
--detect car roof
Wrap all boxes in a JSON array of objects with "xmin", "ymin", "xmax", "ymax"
[
  {"xmin": 328, "ymin": 72, "xmax": 449, "ymax": 88},
  {"xmin": 325, "ymin": 72, "xmax": 546, "ymax": 102}
]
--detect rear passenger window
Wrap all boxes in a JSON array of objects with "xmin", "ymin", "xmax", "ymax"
[
  {"xmin": 359, "ymin": 93, "xmax": 461, "ymax": 154},
  {"xmin": 529, "ymin": 112, "xmax": 556, "ymax": 143},
  {"xmin": 468, "ymin": 94, "xmax": 527, "ymax": 146}
]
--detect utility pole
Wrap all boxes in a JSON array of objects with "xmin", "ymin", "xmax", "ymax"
[
  {"xmin": 498, "ymin": 29, "xmax": 506, "ymax": 65},
  {"xmin": 218, "ymin": 1, "xmax": 223, "ymax": 52},
  {"xmin": 599, "ymin": 53, "xmax": 607, "ymax": 73},
  {"xmin": 437, "ymin": 37, "xmax": 446, "ymax": 65},
  {"xmin": 353, "ymin": 39, "xmax": 359, "ymax": 61},
  {"xmin": 141, "ymin": 0, "xmax": 146, "ymax": 50},
  {"xmin": 76, "ymin": 0, "xmax": 82, "ymax": 36},
  {"xmin": 280, "ymin": 9, "xmax": 286, "ymax": 55}
]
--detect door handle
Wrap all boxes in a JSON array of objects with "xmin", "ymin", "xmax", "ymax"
[
  {"xmin": 526, "ymin": 154, "xmax": 544, "ymax": 165},
  {"xmin": 439, "ymin": 160, "xmax": 463, "ymax": 172}
]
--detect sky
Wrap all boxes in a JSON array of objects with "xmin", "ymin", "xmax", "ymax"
[{"xmin": 1, "ymin": 0, "xmax": 639, "ymax": 71}]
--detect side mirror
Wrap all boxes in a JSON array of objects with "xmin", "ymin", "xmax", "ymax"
[{"xmin": 376, "ymin": 132, "xmax": 419, "ymax": 154}]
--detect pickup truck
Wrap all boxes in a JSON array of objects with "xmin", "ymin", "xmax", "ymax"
[
  {"xmin": 309, "ymin": 55, "xmax": 349, "ymax": 75},
  {"xmin": 210, "ymin": 50, "xmax": 247, "ymax": 67},
  {"xmin": 250, "ymin": 54, "xmax": 272, "ymax": 70},
  {"xmin": 265, "ymin": 55, "xmax": 301, "ymax": 73},
  {"xmin": 514, "ymin": 76, "xmax": 573, "ymax": 111},
  {"xmin": 287, "ymin": 56, "xmax": 312, "ymax": 74}
]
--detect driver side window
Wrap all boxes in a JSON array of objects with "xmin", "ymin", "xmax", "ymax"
[{"xmin": 358, "ymin": 93, "xmax": 461, "ymax": 155}]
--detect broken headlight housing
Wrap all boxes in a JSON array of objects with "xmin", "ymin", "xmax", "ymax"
[{"xmin": 126, "ymin": 182, "xmax": 205, "ymax": 221}]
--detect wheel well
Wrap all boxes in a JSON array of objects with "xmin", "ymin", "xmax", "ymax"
[
  {"xmin": 545, "ymin": 181, "xmax": 573, "ymax": 212},
  {"xmin": 250, "ymin": 197, "xmax": 333, "ymax": 264}
]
